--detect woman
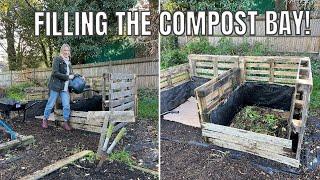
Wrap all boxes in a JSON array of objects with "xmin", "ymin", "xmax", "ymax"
[{"xmin": 42, "ymin": 44, "xmax": 74, "ymax": 131}]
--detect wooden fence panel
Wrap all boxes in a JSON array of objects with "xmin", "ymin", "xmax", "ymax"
[{"xmin": 0, "ymin": 57, "xmax": 159, "ymax": 89}]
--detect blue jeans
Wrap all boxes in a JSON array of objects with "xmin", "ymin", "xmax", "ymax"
[{"xmin": 43, "ymin": 90, "xmax": 70, "ymax": 121}]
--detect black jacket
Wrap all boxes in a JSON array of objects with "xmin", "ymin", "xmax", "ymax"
[{"xmin": 48, "ymin": 56, "xmax": 73, "ymax": 92}]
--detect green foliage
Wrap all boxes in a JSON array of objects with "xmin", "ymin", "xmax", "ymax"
[
  {"xmin": 162, "ymin": 0, "xmax": 274, "ymax": 13},
  {"xmin": 6, "ymin": 82, "xmax": 34, "ymax": 101},
  {"xmin": 310, "ymin": 59, "xmax": 320, "ymax": 115},
  {"xmin": 138, "ymin": 89, "xmax": 158, "ymax": 120},
  {"xmin": 233, "ymin": 106, "xmax": 287, "ymax": 138},
  {"xmin": 1, "ymin": 0, "xmax": 138, "ymax": 70},
  {"xmin": 84, "ymin": 151, "xmax": 97, "ymax": 163},
  {"xmin": 109, "ymin": 149, "xmax": 136, "ymax": 166},
  {"xmin": 161, "ymin": 35, "xmax": 179, "ymax": 52},
  {"xmin": 161, "ymin": 37, "xmax": 271, "ymax": 69},
  {"xmin": 160, "ymin": 49, "xmax": 188, "ymax": 69},
  {"xmin": 184, "ymin": 37, "xmax": 215, "ymax": 54},
  {"xmin": 244, "ymin": 106, "xmax": 261, "ymax": 120}
]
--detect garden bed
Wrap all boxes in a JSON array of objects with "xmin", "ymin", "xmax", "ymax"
[
  {"xmin": 231, "ymin": 106, "xmax": 289, "ymax": 139},
  {"xmin": 0, "ymin": 101, "xmax": 158, "ymax": 179}
]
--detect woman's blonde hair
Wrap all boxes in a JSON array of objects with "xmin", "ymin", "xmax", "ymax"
[{"xmin": 60, "ymin": 43, "xmax": 71, "ymax": 56}]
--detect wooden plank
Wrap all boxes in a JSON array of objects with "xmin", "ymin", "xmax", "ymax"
[
  {"xmin": 196, "ymin": 68, "xmax": 215, "ymax": 75},
  {"xmin": 274, "ymin": 64, "xmax": 298, "ymax": 70},
  {"xmin": 274, "ymin": 78, "xmax": 296, "ymax": 84},
  {"xmin": 110, "ymin": 81, "xmax": 135, "ymax": 90},
  {"xmin": 274, "ymin": 71, "xmax": 297, "ymax": 77},
  {"xmin": 20, "ymin": 150, "xmax": 93, "ymax": 180},
  {"xmin": 189, "ymin": 54, "xmax": 239, "ymax": 62},
  {"xmin": 109, "ymin": 96, "xmax": 134, "ymax": 108},
  {"xmin": 112, "ymin": 101, "xmax": 134, "ymax": 111},
  {"xmin": 0, "ymin": 135, "xmax": 35, "ymax": 152},
  {"xmin": 217, "ymin": 63, "xmax": 236, "ymax": 69},
  {"xmin": 110, "ymin": 89, "xmax": 134, "ymax": 100},
  {"xmin": 246, "ymin": 76, "xmax": 269, "ymax": 82},
  {"xmin": 246, "ymin": 70, "xmax": 269, "ymax": 75},
  {"xmin": 202, "ymin": 123, "xmax": 292, "ymax": 148},
  {"xmin": 207, "ymin": 137, "xmax": 300, "ymax": 168},
  {"xmin": 246, "ymin": 63, "xmax": 270, "ymax": 68},
  {"xmin": 203, "ymin": 130, "xmax": 291, "ymax": 156},
  {"xmin": 49, "ymin": 111, "xmax": 135, "ymax": 125}
]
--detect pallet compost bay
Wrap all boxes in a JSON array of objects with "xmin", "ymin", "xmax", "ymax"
[{"xmin": 230, "ymin": 106, "xmax": 289, "ymax": 139}]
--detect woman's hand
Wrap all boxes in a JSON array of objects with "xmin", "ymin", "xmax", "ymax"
[{"xmin": 69, "ymin": 74, "xmax": 75, "ymax": 79}]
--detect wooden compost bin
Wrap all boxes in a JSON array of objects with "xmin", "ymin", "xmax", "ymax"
[
  {"xmin": 161, "ymin": 54, "xmax": 312, "ymax": 167},
  {"xmin": 36, "ymin": 73, "xmax": 137, "ymax": 133}
]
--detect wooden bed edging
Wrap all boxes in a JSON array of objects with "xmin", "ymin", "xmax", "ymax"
[
  {"xmin": 0, "ymin": 135, "xmax": 35, "ymax": 153},
  {"xmin": 19, "ymin": 150, "xmax": 93, "ymax": 180},
  {"xmin": 202, "ymin": 123, "xmax": 300, "ymax": 168}
]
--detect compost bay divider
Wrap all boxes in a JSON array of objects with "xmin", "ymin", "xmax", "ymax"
[{"xmin": 161, "ymin": 54, "xmax": 313, "ymax": 167}]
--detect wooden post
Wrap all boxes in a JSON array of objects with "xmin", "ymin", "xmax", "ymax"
[
  {"xmin": 188, "ymin": 55, "xmax": 196, "ymax": 76},
  {"xmin": 134, "ymin": 75, "xmax": 138, "ymax": 117},
  {"xmin": 102, "ymin": 73, "xmax": 107, "ymax": 111},
  {"xmin": 239, "ymin": 57, "xmax": 246, "ymax": 83},
  {"xmin": 269, "ymin": 59, "xmax": 275, "ymax": 83},
  {"xmin": 213, "ymin": 57, "xmax": 218, "ymax": 77}
]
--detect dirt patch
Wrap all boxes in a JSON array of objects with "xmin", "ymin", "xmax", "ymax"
[
  {"xmin": 231, "ymin": 106, "xmax": 289, "ymax": 138},
  {"xmin": 45, "ymin": 158, "xmax": 157, "ymax": 180},
  {"xmin": 161, "ymin": 118, "xmax": 320, "ymax": 179},
  {"xmin": 0, "ymin": 102, "xmax": 158, "ymax": 179}
]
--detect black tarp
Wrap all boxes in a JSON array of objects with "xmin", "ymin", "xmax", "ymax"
[
  {"xmin": 210, "ymin": 82, "xmax": 295, "ymax": 126},
  {"xmin": 57, "ymin": 95, "xmax": 103, "ymax": 111},
  {"xmin": 160, "ymin": 76, "xmax": 210, "ymax": 113}
]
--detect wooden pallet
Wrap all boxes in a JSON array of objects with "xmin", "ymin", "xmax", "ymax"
[
  {"xmin": 160, "ymin": 63, "xmax": 190, "ymax": 90},
  {"xmin": 189, "ymin": 54, "xmax": 239, "ymax": 79},
  {"xmin": 35, "ymin": 110, "xmax": 135, "ymax": 133}
]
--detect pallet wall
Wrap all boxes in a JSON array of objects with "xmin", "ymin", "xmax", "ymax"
[
  {"xmin": 188, "ymin": 54, "xmax": 239, "ymax": 79},
  {"xmin": 160, "ymin": 63, "xmax": 190, "ymax": 90},
  {"xmin": 195, "ymin": 68, "xmax": 241, "ymax": 122}
]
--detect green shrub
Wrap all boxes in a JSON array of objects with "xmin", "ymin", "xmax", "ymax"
[
  {"xmin": 160, "ymin": 49, "xmax": 188, "ymax": 69},
  {"xmin": 6, "ymin": 82, "xmax": 34, "ymax": 101},
  {"xmin": 214, "ymin": 37, "xmax": 238, "ymax": 55},
  {"xmin": 183, "ymin": 37, "xmax": 215, "ymax": 54},
  {"xmin": 161, "ymin": 35, "xmax": 179, "ymax": 51}
]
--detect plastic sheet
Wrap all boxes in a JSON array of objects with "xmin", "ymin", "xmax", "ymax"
[
  {"xmin": 160, "ymin": 76, "xmax": 210, "ymax": 113},
  {"xmin": 210, "ymin": 82, "xmax": 295, "ymax": 125}
]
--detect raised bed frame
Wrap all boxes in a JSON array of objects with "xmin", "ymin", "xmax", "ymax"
[{"xmin": 161, "ymin": 54, "xmax": 313, "ymax": 167}]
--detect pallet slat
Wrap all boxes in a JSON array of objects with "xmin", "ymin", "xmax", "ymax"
[{"xmin": 20, "ymin": 150, "xmax": 93, "ymax": 180}]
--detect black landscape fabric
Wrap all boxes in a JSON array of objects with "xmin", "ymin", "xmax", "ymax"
[
  {"xmin": 160, "ymin": 76, "xmax": 210, "ymax": 113},
  {"xmin": 210, "ymin": 82, "xmax": 295, "ymax": 126}
]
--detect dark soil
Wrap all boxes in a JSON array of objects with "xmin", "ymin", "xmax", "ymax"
[
  {"xmin": 231, "ymin": 106, "xmax": 289, "ymax": 138},
  {"xmin": 0, "ymin": 102, "xmax": 158, "ymax": 179},
  {"xmin": 45, "ymin": 159, "xmax": 157, "ymax": 180},
  {"xmin": 161, "ymin": 117, "xmax": 320, "ymax": 179}
]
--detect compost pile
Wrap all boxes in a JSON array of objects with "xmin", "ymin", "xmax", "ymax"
[{"xmin": 230, "ymin": 106, "xmax": 289, "ymax": 138}]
